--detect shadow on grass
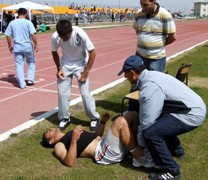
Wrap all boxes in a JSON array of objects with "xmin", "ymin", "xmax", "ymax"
[
  {"xmin": 203, "ymin": 44, "xmax": 208, "ymax": 48},
  {"xmin": 45, "ymin": 114, "xmax": 91, "ymax": 128},
  {"xmin": 43, "ymin": 99, "xmax": 129, "ymax": 130},
  {"xmin": 119, "ymin": 154, "xmax": 156, "ymax": 175},
  {"xmin": 96, "ymin": 99, "xmax": 127, "ymax": 114}
]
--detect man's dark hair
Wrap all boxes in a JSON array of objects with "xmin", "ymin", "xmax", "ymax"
[
  {"xmin": 56, "ymin": 19, "xmax": 73, "ymax": 36},
  {"xmin": 41, "ymin": 133, "xmax": 55, "ymax": 148},
  {"xmin": 17, "ymin": 8, "xmax": 27, "ymax": 16}
]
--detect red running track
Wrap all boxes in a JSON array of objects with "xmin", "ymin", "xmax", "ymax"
[{"xmin": 0, "ymin": 20, "xmax": 208, "ymax": 140}]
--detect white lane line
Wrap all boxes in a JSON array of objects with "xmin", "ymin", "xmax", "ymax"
[{"xmin": 167, "ymin": 39, "xmax": 208, "ymax": 61}]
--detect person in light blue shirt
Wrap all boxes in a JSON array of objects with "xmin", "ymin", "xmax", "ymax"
[
  {"xmin": 5, "ymin": 8, "xmax": 38, "ymax": 89},
  {"xmin": 118, "ymin": 55, "xmax": 206, "ymax": 180}
]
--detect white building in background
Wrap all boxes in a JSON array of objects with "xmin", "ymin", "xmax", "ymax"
[{"xmin": 194, "ymin": 0, "xmax": 208, "ymax": 17}]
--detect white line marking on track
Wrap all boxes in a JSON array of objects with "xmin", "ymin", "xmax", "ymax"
[
  {"xmin": 167, "ymin": 39, "xmax": 208, "ymax": 61},
  {"xmin": 0, "ymin": 81, "xmax": 57, "ymax": 103}
]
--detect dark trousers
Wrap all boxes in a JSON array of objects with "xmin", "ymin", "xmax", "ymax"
[
  {"xmin": 75, "ymin": 18, "xmax": 79, "ymax": 25},
  {"xmin": 143, "ymin": 114, "xmax": 196, "ymax": 172}
]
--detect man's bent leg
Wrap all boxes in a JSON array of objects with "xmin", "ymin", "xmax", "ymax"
[
  {"xmin": 110, "ymin": 115, "xmax": 138, "ymax": 151},
  {"xmin": 143, "ymin": 114, "xmax": 195, "ymax": 173},
  {"xmin": 123, "ymin": 111, "xmax": 139, "ymax": 138},
  {"xmin": 165, "ymin": 136, "xmax": 185, "ymax": 158}
]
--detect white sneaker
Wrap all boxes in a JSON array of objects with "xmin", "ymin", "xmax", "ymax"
[
  {"xmin": 90, "ymin": 119, "xmax": 99, "ymax": 131},
  {"xmin": 59, "ymin": 118, "xmax": 70, "ymax": 131},
  {"xmin": 133, "ymin": 149, "xmax": 155, "ymax": 168}
]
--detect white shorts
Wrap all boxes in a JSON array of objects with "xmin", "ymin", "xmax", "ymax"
[{"xmin": 94, "ymin": 129, "xmax": 127, "ymax": 165}]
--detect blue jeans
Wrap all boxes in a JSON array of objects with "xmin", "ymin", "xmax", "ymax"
[
  {"xmin": 143, "ymin": 114, "xmax": 196, "ymax": 172},
  {"xmin": 136, "ymin": 54, "xmax": 166, "ymax": 72},
  {"xmin": 14, "ymin": 51, "xmax": 36, "ymax": 88}
]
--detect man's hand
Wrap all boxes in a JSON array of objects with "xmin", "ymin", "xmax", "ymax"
[
  {"xmin": 132, "ymin": 147, "xmax": 144, "ymax": 160},
  {"xmin": 34, "ymin": 45, "xmax": 38, "ymax": 52},
  {"xmin": 100, "ymin": 113, "xmax": 110, "ymax": 124},
  {"xmin": 8, "ymin": 47, "xmax": 13, "ymax": 54},
  {"xmin": 79, "ymin": 71, "xmax": 89, "ymax": 82},
  {"xmin": 72, "ymin": 125, "xmax": 84, "ymax": 143},
  {"xmin": 56, "ymin": 69, "xmax": 65, "ymax": 79}
]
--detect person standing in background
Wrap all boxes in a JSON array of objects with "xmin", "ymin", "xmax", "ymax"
[
  {"xmin": 133, "ymin": 0, "xmax": 176, "ymax": 72},
  {"xmin": 74, "ymin": 12, "xmax": 79, "ymax": 26},
  {"xmin": 128, "ymin": 0, "xmax": 177, "ymax": 112},
  {"xmin": 82, "ymin": 12, "xmax": 87, "ymax": 26},
  {"xmin": 5, "ymin": 8, "xmax": 38, "ymax": 89},
  {"xmin": 31, "ymin": 15, "xmax": 38, "ymax": 30},
  {"xmin": 90, "ymin": 13, "xmax": 94, "ymax": 24},
  {"xmin": 6, "ymin": 11, "xmax": 13, "ymax": 27},
  {"xmin": 111, "ymin": 12, "xmax": 115, "ymax": 22}
]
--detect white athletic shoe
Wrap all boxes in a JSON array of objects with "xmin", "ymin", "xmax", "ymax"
[
  {"xmin": 90, "ymin": 119, "xmax": 99, "ymax": 131},
  {"xmin": 133, "ymin": 149, "xmax": 155, "ymax": 168},
  {"xmin": 59, "ymin": 118, "xmax": 70, "ymax": 131}
]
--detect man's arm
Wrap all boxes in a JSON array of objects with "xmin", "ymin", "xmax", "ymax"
[
  {"xmin": 133, "ymin": 16, "xmax": 139, "ymax": 35},
  {"xmin": 138, "ymin": 83, "xmax": 165, "ymax": 147},
  {"xmin": 96, "ymin": 113, "xmax": 110, "ymax": 136},
  {"xmin": 166, "ymin": 33, "xmax": 176, "ymax": 45},
  {"xmin": 6, "ymin": 36, "xmax": 13, "ymax": 54},
  {"xmin": 31, "ymin": 34, "xmax": 38, "ymax": 52},
  {"xmin": 54, "ymin": 125, "xmax": 84, "ymax": 167},
  {"xmin": 51, "ymin": 51, "xmax": 64, "ymax": 79},
  {"xmin": 80, "ymin": 49, "xmax": 96, "ymax": 82}
]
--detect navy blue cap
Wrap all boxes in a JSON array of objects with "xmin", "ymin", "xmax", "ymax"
[{"xmin": 118, "ymin": 55, "xmax": 144, "ymax": 76}]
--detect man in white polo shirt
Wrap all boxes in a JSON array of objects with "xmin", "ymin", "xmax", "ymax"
[{"xmin": 51, "ymin": 19, "xmax": 100, "ymax": 131}]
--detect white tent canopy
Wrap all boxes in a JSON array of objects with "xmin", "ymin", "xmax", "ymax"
[
  {"xmin": 2, "ymin": 1, "xmax": 54, "ymax": 18},
  {"xmin": 1, "ymin": 1, "xmax": 55, "ymax": 31}
]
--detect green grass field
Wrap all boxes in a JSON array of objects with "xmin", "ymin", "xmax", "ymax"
[{"xmin": 0, "ymin": 42, "xmax": 207, "ymax": 180}]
